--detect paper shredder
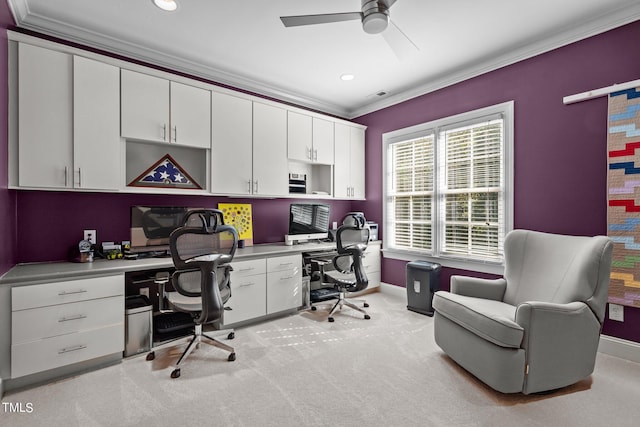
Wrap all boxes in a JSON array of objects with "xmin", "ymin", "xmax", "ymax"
[
  {"xmin": 406, "ymin": 261, "xmax": 441, "ymax": 316},
  {"xmin": 125, "ymin": 295, "xmax": 153, "ymax": 357}
]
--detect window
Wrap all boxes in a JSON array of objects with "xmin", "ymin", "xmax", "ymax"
[{"xmin": 383, "ymin": 102, "xmax": 513, "ymax": 273}]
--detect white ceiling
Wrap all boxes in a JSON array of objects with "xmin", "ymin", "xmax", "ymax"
[{"xmin": 8, "ymin": 0, "xmax": 640, "ymax": 118}]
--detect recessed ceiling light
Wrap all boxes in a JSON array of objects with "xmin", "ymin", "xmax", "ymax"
[
  {"xmin": 152, "ymin": 0, "xmax": 178, "ymax": 12},
  {"xmin": 341, "ymin": 74, "xmax": 355, "ymax": 81}
]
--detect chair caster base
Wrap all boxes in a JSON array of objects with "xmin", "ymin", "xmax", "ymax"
[
  {"xmin": 364, "ymin": 314, "xmax": 371, "ymax": 320},
  {"xmin": 228, "ymin": 352, "xmax": 236, "ymax": 362},
  {"xmin": 311, "ymin": 306, "xmax": 317, "ymax": 311},
  {"xmin": 328, "ymin": 316, "xmax": 335, "ymax": 322},
  {"xmin": 146, "ymin": 351, "xmax": 155, "ymax": 361},
  {"xmin": 228, "ymin": 332, "xmax": 235, "ymax": 340},
  {"xmin": 364, "ymin": 303, "xmax": 370, "ymax": 308},
  {"xmin": 170, "ymin": 368, "xmax": 180, "ymax": 379}
]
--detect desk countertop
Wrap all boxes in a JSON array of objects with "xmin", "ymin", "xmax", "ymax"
[{"xmin": 0, "ymin": 241, "xmax": 338, "ymax": 286}]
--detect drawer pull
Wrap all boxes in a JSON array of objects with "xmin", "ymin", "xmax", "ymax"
[
  {"xmin": 58, "ymin": 344, "xmax": 87, "ymax": 354},
  {"xmin": 279, "ymin": 275, "xmax": 297, "ymax": 280},
  {"xmin": 58, "ymin": 314, "xmax": 87, "ymax": 322},
  {"xmin": 58, "ymin": 289, "xmax": 88, "ymax": 296},
  {"xmin": 239, "ymin": 282, "xmax": 255, "ymax": 287},
  {"xmin": 279, "ymin": 262, "xmax": 293, "ymax": 266},
  {"xmin": 238, "ymin": 267, "xmax": 255, "ymax": 272}
]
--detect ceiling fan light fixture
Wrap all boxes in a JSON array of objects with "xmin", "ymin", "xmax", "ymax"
[
  {"xmin": 362, "ymin": 12, "xmax": 388, "ymax": 34},
  {"xmin": 152, "ymin": 0, "xmax": 178, "ymax": 12}
]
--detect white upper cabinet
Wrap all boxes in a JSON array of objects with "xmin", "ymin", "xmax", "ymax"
[
  {"xmin": 211, "ymin": 92, "xmax": 253, "ymax": 194},
  {"xmin": 17, "ymin": 44, "xmax": 120, "ymax": 190},
  {"xmin": 121, "ymin": 69, "xmax": 169, "ymax": 143},
  {"xmin": 312, "ymin": 117, "xmax": 335, "ymax": 164},
  {"xmin": 287, "ymin": 111, "xmax": 334, "ymax": 165},
  {"xmin": 18, "ymin": 43, "xmax": 73, "ymax": 188},
  {"xmin": 73, "ymin": 56, "xmax": 121, "ymax": 190},
  {"xmin": 170, "ymin": 81, "xmax": 211, "ymax": 149},
  {"xmin": 334, "ymin": 123, "xmax": 365, "ymax": 199},
  {"xmin": 121, "ymin": 70, "xmax": 211, "ymax": 148},
  {"xmin": 253, "ymin": 102, "xmax": 288, "ymax": 196}
]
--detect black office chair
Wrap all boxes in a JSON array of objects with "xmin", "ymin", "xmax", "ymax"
[
  {"xmin": 312, "ymin": 212, "xmax": 371, "ymax": 322},
  {"xmin": 147, "ymin": 209, "xmax": 238, "ymax": 379}
]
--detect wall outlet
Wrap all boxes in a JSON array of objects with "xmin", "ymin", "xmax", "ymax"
[
  {"xmin": 83, "ymin": 229, "xmax": 97, "ymax": 244},
  {"xmin": 609, "ymin": 303, "xmax": 624, "ymax": 322}
]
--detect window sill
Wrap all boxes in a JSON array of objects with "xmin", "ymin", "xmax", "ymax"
[{"xmin": 382, "ymin": 249, "xmax": 505, "ymax": 276}]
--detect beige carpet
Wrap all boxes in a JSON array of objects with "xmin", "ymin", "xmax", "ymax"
[{"xmin": 2, "ymin": 290, "xmax": 640, "ymax": 427}]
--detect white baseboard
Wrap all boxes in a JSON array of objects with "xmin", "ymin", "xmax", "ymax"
[
  {"xmin": 378, "ymin": 283, "xmax": 640, "ymax": 365},
  {"xmin": 598, "ymin": 335, "xmax": 640, "ymax": 364}
]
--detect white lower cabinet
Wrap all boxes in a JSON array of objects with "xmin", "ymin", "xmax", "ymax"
[
  {"xmin": 10, "ymin": 274, "xmax": 124, "ymax": 379},
  {"xmin": 363, "ymin": 241, "xmax": 381, "ymax": 289},
  {"xmin": 267, "ymin": 255, "xmax": 302, "ymax": 314},
  {"xmin": 223, "ymin": 259, "xmax": 267, "ymax": 325}
]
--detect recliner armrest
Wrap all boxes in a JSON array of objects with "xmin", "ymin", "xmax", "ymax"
[{"xmin": 450, "ymin": 276, "xmax": 507, "ymax": 301}]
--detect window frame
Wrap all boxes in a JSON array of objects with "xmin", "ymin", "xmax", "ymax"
[{"xmin": 382, "ymin": 101, "xmax": 514, "ymax": 275}]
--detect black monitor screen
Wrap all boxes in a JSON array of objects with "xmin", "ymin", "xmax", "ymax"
[{"xmin": 288, "ymin": 203, "xmax": 331, "ymax": 236}]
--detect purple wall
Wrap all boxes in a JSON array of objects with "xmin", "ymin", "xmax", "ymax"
[
  {"xmin": 354, "ymin": 20, "xmax": 640, "ymax": 342},
  {"xmin": 0, "ymin": 1, "xmax": 15, "ymax": 276},
  {"xmin": 15, "ymin": 191, "xmax": 353, "ymax": 263}
]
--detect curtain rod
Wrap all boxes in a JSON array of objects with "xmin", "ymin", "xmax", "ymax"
[{"xmin": 563, "ymin": 78, "xmax": 640, "ymax": 105}]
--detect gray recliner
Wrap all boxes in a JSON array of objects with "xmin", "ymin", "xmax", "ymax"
[{"xmin": 432, "ymin": 229, "xmax": 613, "ymax": 394}]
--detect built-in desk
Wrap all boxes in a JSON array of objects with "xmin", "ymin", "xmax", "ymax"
[{"xmin": 0, "ymin": 240, "xmax": 343, "ymax": 396}]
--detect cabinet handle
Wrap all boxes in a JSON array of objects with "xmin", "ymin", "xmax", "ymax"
[
  {"xmin": 307, "ymin": 147, "xmax": 312, "ymax": 160},
  {"xmin": 313, "ymin": 149, "xmax": 318, "ymax": 161},
  {"xmin": 64, "ymin": 166, "xmax": 68, "ymax": 187},
  {"xmin": 279, "ymin": 274, "xmax": 296, "ymax": 280},
  {"xmin": 173, "ymin": 125, "xmax": 177, "ymax": 142},
  {"xmin": 58, "ymin": 344, "xmax": 87, "ymax": 354},
  {"xmin": 254, "ymin": 180, "xmax": 258, "ymax": 193},
  {"xmin": 238, "ymin": 267, "xmax": 255, "ymax": 272},
  {"xmin": 58, "ymin": 314, "xmax": 87, "ymax": 323},
  {"xmin": 239, "ymin": 282, "xmax": 255, "ymax": 287},
  {"xmin": 279, "ymin": 262, "xmax": 293, "ymax": 266},
  {"xmin": 247, "ymin": 180, "xmax": 252, "ymax": 193},
  {"xmin": 58, "ymin": 289, "xmax": 87, "ymax": 296},
  {"xmin": 77, "ymin": 168, "xmax": 82, "ymax": 188},
  {"xmin": 162, "ymin": 124, "xmax": 167, "ymax": 141}
]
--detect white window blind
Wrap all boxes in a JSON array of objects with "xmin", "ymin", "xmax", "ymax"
[
  {"xmin": 387, "ymin": 135, "xmax": 434, "ymax": 251},
  {"xmin": 383, "ymin": 102, "xmax": 513, "ymax": 269},
  {"xmin": 439, "ymin": 118, "xmax": 504, "ymax": 261}
]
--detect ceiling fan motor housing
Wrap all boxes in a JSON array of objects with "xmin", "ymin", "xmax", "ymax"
[{"xmin": 361, "ymin": 0, "xmax": 390, "ymax": 34}]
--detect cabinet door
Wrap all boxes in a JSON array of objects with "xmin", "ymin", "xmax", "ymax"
[
  {"xmin": 73, "ymin": 56, "xmax": 121, "ymax": 190},
  {"xmin": 224, "ymin": 273, "xmax": 267, "ymax": 324},
  {"xmin": 312, "ymin": 117, "xmax": 334, "ymax": 164},
  {"xmin": 287, "ymin": 111, "xmax": 312, "ymax": 162},
  {"xmin": 121, "ymin": 69, "xmax": 169, "ymax": 142},
  {"xmin": 253, "ymin": 103, "xmax": 288, "ymax": 196},
  {"xmin": 18, "ymin": 43, "xmax": 73, "ymax": 188},
  {"xmin": 211, "ymin": 92, "xmax": 253, "ymax": 194},
  {"xmin": 170, "ymin": 81, "xmax": 211, "ymax": 148},
  {"xmin": 266, "ymin": 256, "xmax": 302, "ymax": 314},
  {"xmin": 350, "ymin": 126, "xmax": 366, "ymax": 199},
  {"xmin": 333, "ymin": 123, "xmax": 351, "ymax": 198}
]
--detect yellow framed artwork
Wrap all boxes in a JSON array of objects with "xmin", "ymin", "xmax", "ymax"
[{"xmin": 218, "ymin": 203, "xmax": 253, "ymax": 246}]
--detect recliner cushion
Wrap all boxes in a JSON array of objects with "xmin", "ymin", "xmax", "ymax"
[{"xmin": 433, "ymin": 291, "xmax": 523, "ymax": 348}]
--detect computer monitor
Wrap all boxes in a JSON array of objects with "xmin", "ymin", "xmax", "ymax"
[{"xmin": 285, "ymin": 203, "xmax": 331, "ymax": 245}]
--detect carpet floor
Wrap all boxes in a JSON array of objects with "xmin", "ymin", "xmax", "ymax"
[{"xmin": 2, "ymin": 289, "xmax": 640, "ymax": 426}]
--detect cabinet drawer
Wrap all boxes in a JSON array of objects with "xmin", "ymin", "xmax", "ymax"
[
  {"xmin": 266, "ymin": 267, "xmax": 302, "ymax": 314},
  {"xmin": 267, "ymin": 254, "xmax": 301, "ymax": 272},
  {"xmin": 12, "ymin": 274, "xmax": 123, "ymax": 311},
  {"xmin": 230, "ymin": 259, "xmax": 266, "ymax": 278},
  {"xmin": 11, "ymin": 324, "xmax": 124, "ymax": 379},
  {"xmin": 224, "ymin": 274, "xmax": 267, "ymax": 325},
  {"xmin": 12, "ymin": 295, "xmax": 124, "ymax": 345},
  {"xmin": 363, "ymin": 247, "xmax": 381, "ymax": 272}
]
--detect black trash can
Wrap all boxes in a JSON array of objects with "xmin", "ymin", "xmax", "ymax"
[{"xmin": 406, "ymin": 261, "xmax": 441, "ymax": 316}]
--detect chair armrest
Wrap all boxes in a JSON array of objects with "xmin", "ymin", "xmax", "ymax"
[
  {"xmin": 515, "ymin": 301, "xmax": 602, "ymax": 394},
  {"xmin": 450, "ymin": 276, "xmax": 507, "ymax": 301}
]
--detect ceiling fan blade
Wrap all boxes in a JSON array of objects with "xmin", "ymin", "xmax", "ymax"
[
  {"xmin": 382, "ymin": 19, "xmax": 419, "ymax": 60},
  {"xmin": 280, "ymin": 12, "xmax": 362, "ymax": 28}
]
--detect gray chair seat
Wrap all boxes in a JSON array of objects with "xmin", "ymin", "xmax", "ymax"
[{"xmin": 432, "ymin": 292, "xmax": 522, "ymax": 348}]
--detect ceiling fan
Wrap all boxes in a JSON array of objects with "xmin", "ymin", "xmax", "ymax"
[{"xmin": 280, "ymin": 0, "xmax": 418, "ymax": 59}]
